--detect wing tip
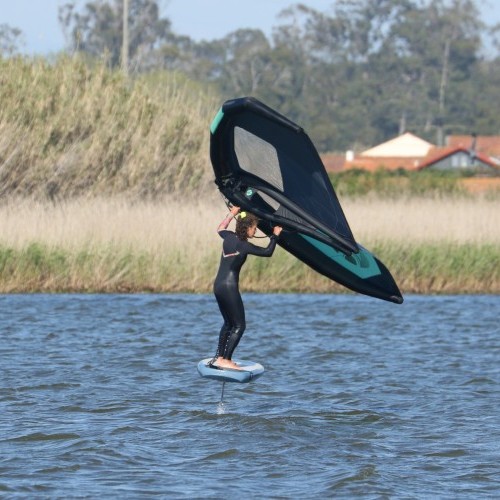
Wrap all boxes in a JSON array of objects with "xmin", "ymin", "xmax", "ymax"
[{"xmin": 390, "ymin": 295, "xmax": 404, "ymax": 304}]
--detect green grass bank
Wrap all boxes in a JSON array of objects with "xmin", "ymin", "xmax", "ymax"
[
  {"xmin": 329, "ymin": 169, "xmax": 500, "ymax": 198},
  {"xmin": 0, "ymin": 242, "xmax": 497, "ymax": 295}
]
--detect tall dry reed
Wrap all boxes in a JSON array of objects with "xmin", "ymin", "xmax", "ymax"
[
  {"xmin": 0, "ymin": 56, "xmax": 217, "ymax": 199},
  {"xmin": 342, "ymin": 196, "xmax": 500, "ymax": 244},
  {"xmin": 1, "ymin": 196, "xmax": 498, "ymax": 249}
]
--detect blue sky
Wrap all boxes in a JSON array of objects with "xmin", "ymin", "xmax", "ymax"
[
  {"xmin": 0, "ymin": 0, "xmax": 333, "ymax": 54},
  {"xmin": 1, "ymin": 0, "xmax": 499, "ymax": 55}
]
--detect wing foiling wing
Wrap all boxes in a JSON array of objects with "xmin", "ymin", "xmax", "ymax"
[{"xmin": 210, "ymin": 97, "xmax": 403, "ymax": 304}]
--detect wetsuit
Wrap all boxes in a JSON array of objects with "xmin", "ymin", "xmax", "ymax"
[{"xmin": 213, "ymin": 230, "xmax": 278, "ymax": 360}]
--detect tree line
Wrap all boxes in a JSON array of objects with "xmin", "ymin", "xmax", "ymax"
[{"xmin": 3, "ymin": 0, "xmax": 500, "ymax": 152}]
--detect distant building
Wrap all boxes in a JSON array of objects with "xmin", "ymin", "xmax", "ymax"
[
  {"xmin": 417, "ymin": 134, "xmax": 500, "ymax": 175},
  {"xmin": 333, "ymin": 132, "xmax": 433, "ymax": 172},
  {"xmin": 323, "ymin": 132, "xmax": 500, "ymax": 176},
  {"xmin": 416, "ymin": 146, "xmax": 500, "ymax": 175},
  {"xmin": 446, "ymin": 135, "xmax": 500, "ymax": 162}
]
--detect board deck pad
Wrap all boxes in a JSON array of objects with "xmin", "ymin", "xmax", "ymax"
[{"xmin": 197, "ymin": 358, "xmax": 265, "ymax": 383}]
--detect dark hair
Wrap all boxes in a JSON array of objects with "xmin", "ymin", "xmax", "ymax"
[{"xmin": 235, "ymin": 212, "xmax": 259, "ymax": 241}]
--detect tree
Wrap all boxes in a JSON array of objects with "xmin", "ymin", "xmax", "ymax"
[
  {"xmin": 59, "ymin": 0, "xmax": 172, "ymax": 70},
  {"xmin": 290, "ymin": 0, "xmax": 485, "ymax": 148},
  {"xmin": 55, "ymin": 0, "xmax": 499, "ymax": 152},
  {"xmin": 218, "ymin": 29, "xmax": 273, "ymax": 95},
  {"xmin": 0, "ymin": 24, "xmax": 23, "ymax": 56},
  {"xmin": 383, "ymin": 0, "xmax": 483, "ymax": 143}
]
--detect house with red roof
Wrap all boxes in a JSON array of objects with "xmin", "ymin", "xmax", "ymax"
[
  {"xmin": 322, "ymin": 132, "xmax": 500, "ymax": 176},
  {"xmin": 446, "ymin": 135, "xmax": 500, "ymax": 161},
  {"xmin": 416, "ymin": 145, "xmax": 500, "ymax": 175}
]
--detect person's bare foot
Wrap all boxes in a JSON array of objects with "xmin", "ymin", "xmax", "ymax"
[{"xmin": 214, "ymin": 357, "xmax": 243, "ymax": 370}]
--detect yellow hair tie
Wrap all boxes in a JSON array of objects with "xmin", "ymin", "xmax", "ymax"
[{"xmin": 239, "ymin": 211, "xmax": 247, "ymax": 219}]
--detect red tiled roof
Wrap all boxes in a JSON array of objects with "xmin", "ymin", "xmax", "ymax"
[
  {"xmin": 446, "ymin": 135, "xmax": 500, "ymax": 157},
  {"xmin": 321, "ymin": 135, "xmax": 500, "ymax": 173},
  {"xmin": 417, "ymin": 146, "xmax": 500, "ymax": 170},
  {"xmin": 343, "ymin": 156, "xmax": 421, "ymax": 172},
  {"xmin": 321, "ymin": 153, "xmax": 346, "ymax": 172}
]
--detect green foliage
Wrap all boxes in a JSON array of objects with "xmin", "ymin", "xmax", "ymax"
[
  {"xmin": 330, "ymin": 169, "xmax": 467, "ymax": 198},
  {"xmin": 0, "ymin": 243, "xmax": 68, "ymax": 289},
  {"xmin": 59, "ymin": 0, "xmax": 172, "ymax": 69},
  {"xmin": 0, "ymin": 241, "xmax": 497, "ymax": 294},
  {"xmin": 373, "ymin": 242, "xmax": 500, "ymax": 293}
]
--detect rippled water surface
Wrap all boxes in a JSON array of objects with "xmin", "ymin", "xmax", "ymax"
[{"xmin": 1, "ymin": 294, "xmax": 499, "ymax": 497}]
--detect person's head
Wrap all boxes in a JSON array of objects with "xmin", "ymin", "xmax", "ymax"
[{"xmin": 235, "ymin": 211, "xmax": 259, "ymax": 240}]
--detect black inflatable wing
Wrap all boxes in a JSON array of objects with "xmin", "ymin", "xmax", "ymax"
[{"xmin": 210, "ymin": 97, "xmax": 403, "ymax": 304}]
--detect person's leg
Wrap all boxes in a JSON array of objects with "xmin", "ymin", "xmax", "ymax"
[
  {"xmin": 213, "ymin": 286, "xmax": 246, "ymax": 369},
  {"xmin": 212, "ymin": 284, "xmax": 236, "ymax": 366},
  {"xmin": 215, "ymin": 311, "xmax": 231, "ymax": 358},
  {"xmin": 221, "ymin": 291, "xmax": 246, "ymax": 361}
]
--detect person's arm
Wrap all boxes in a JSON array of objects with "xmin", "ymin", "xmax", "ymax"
[
  {"xmin": 217, "ymin": 206, "xmax": 240, "ymax": 232},
  {"xmin": 245, "ymin": 226, "xmax": 282, "ymax": 257}
]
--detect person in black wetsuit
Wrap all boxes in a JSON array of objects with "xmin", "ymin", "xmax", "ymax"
[{"xmin": 211, "ymin": 205, "xmax": 282, "ymax": 370}]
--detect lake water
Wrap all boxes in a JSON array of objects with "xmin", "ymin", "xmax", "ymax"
[{"xmin": 1, "ymin": 293, "xmax": 499, "ymax": 498}]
